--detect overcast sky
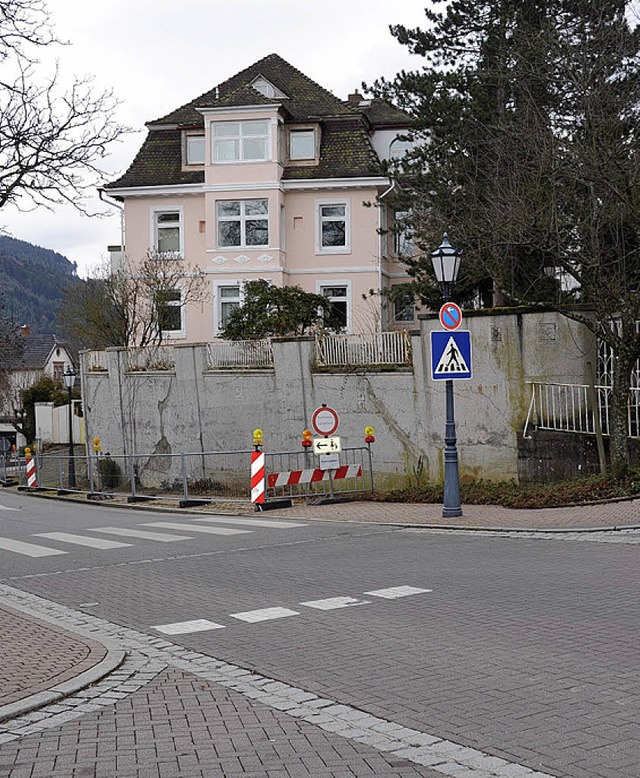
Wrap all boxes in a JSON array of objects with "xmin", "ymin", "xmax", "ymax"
[{"xmin": 1, "ymin": 0, "xmax": 429, "ymax": 275}]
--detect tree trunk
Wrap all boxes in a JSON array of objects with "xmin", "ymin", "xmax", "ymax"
[{"xmin": 609, "ymin": 353, "xmax": 632, "ymax": 477}]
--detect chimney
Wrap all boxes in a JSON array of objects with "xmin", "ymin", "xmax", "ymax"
[
  {"xmin": 20, "ymin": 325, "xmax": 30, "ymax": 337},
  {"xmin": 348, "ymin": 91, "xmax": 364, "ymax": 104}
]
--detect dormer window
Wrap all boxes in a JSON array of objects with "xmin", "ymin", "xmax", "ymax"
[
  {"xmin": 289, "ymin": 129, "xmax": 315, "ymax": 160},
  {"xmin": 251, "ymin": 77, "xmax": 287, "ymax": 99},
  {"xmin": 212, "ymin": 120, "xmax": 270, "ymax": 162},
  {"xmin": 184, "ymin": 133, "xmax": 205, "ymax": 165}
]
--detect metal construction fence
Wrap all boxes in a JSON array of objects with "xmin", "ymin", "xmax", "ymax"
[{"xmin": 9, "ymin": 446, "xmax": 374, "ymax": 506}]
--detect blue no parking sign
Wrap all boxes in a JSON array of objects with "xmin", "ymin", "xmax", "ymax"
[{"xmin": 430, "ymin": 330, "xmax": 472, "ymax": 380}]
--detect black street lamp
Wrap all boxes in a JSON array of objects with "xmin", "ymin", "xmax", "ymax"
[
  {"xmin": 431, "ymin": 233, "xmax": 463, "ymax": 518},
  {"xmin": 63, "ymin": 366, "xmax": 77, "ymax": 489}
]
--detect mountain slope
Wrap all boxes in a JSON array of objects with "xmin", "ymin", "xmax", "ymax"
[{"xmin": 0, "ymin": 236, "xmax": 77, "ymax": 333}]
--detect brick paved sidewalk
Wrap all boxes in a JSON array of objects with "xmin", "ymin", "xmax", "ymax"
[
  {"xmin": 261, "ymin": 495, "xmax": 640, "ymax": 530},
  {"xmin": 0, "ymin": 606, "xmax": 111, "ymax": 719},
  {"xmin": 0, "ymin": 667, "xmax": 441, "ymax": 778}
]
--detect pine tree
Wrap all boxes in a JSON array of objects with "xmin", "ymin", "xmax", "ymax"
[{"xmin": 371, "ymin": 0, "xmax": 640, "ymax": 472}]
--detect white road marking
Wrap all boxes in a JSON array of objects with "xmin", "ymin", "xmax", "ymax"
[
  {"xmin": 88, "ymin": 526, "xmax": 194, "ymax": 542},
  {"xmin": 300, "ymin": 596, "xmax": 369, "ymax": 610},
  {"xmin": 192, "ymin": 517, "xmax": 307, "ymax": 529},
  {"xmin": 0, "ymin": 504, "xmax": 19, "ymax": 511},
  {"xmin": 34, "ymin": 532, "xmax": 132, "ymax": 549},
  {"xmin": 364, "ymin": 585, "xmax": 432, "ymax": 599},
  {"xmin": 230, "ymin": 607, "xmax": 299, "ymax": 623},
  {"xmin": 153, "ymin": 619, "xmax": 226, "ymax": 635},
  {"xmin": 141, "ymin": 522, "xmax": 250, "ymax": 536},
  {"xmin": 0, "ymin": 537, "xmax": 67, "ymax": 557}
]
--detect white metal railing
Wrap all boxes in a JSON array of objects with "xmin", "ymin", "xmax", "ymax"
[
  {"xmin": 523, "ymin": 381, "xmax": 640, "ymax": 439},
  {"xmin": 315, "ymin": 331, "xmax": 412, "ymax": 368},
  {"xmin": 126, "ymin": 345, "xmax": 175, "ymax": 372},
  {"xmin": 84, "ymin": 350, "xmax": 108, "ymax": 372},
  {"xmin": 206, "ymin": 339, "xmax": 274, "ymax": 370}
]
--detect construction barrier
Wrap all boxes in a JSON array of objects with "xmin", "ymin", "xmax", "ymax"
[
  {"xmin": 26, "ymin": 453, "xmax": 37, "ymax": 488},
  {"xmin": 251, "ymin": 450, "xmax": 265, "ymax": 505},
  {"xmin": 268, "ymin": 464, "xmax": 362, "ymax": 488}
]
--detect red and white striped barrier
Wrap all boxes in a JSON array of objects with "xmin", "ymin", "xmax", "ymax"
[
  {"xmin": 268, "ymin": 464, "xmax": 362, "ymax": 489},
  {"xmin": 26, "ymin": 455, "xmax": 37, "ymax": 488},
  {"xmin": 251, "ymin": 450, "xmax": 265, "ymax": 504}
]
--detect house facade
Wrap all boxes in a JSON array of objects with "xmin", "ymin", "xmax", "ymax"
[
  {"xmin": 103, "ymin": 54, "xmax": 415, "ymax": 340},
  {"xmin": 0, "ymin": 328, "xmax": 75, "ymax": 449}
]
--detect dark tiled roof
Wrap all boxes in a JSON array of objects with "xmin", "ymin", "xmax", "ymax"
[
  {"xmin": 283, "ymin": 119, "xmax": 382, "ymax": 180},
  {"xmin": 360, "ymin": 99, "xmax": 412, "ymax": 127},
  {"xmin": 108, "ymin": 130, "xmax": 204, "ymax": 189},
  {"xmin": 14, "ymin": 334, "xmax": 59, "ymax": 370},
  {"xmin": 107, "ymin": 55, "xmax": 409, "ymax": 190},
  {"xmin": 151, "ymin": 54, "xmax": 356, "ymax": 126}
]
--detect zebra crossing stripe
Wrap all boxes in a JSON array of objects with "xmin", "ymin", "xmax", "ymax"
[
  {"xmin": 0, "ymin": 537, "xmax": 67, "ymax": 557},
  {"xmin": 34, "ymin": 532, "xmax": 132, "ymax": 549},
  {"xmin": 141, "ymin": 522, "xmax": 250, "ymax": 536},
  {"xmin": 191, "ymin": 517, "xmax": 307, "ymax": 529},
  {"xmin": 88, "ymin": 527, "xmax": 194, "ymax": 542}
]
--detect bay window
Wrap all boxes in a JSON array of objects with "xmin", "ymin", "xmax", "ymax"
[{"xmin": 212, "ymin": 120, "xmax": 270, "ymax": 162}]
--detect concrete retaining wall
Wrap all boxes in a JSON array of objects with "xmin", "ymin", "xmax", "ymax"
[{"xmin": 80, "ymin": 308, "xmax": 596, "ymax": 485}]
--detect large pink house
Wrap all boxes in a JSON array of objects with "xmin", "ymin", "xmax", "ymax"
[{"xmin": 104, "ymin": 54, "xmax": 415, "ymax": 339}]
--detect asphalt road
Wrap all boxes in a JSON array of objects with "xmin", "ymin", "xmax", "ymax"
[{"xmin": 1, "ymin": 491, "xmax": 639, "ymax": 778}]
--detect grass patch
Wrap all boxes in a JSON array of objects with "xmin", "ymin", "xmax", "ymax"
[{"xmin": 378, "ymin": 470, "xmax": 640, "ymax": 509}]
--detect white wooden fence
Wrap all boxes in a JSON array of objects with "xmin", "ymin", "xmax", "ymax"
[
  {"xmin": 206, "ymin": 340, "xmax": 274, "ymax": 369},
  {"xmin": 315, "ymin": 331, "xmax": 411, "ymax": 368}
]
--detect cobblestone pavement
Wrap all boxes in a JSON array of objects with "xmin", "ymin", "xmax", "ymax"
[
  {"xmin": 262, "ymin": 497, "xmax": 640, "ymax": 531},
  {"xmin": 2, "ymin": 491, "xmax": 640, "ymax": 777},
  {"xmin": 0, "ymin": 606, "xmax": 106, "ymax": 709},
  {"xmin": 0, "ymin": 584, "xmax": 554, "ymax": 778}
]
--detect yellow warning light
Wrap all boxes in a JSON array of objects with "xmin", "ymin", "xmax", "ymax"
[
  {"xmin": 253, "ymin": 429, "xmax": 263, "ymax": 440},
  {"xmin": 302, "ymin": 429, "xmax": 313, "ymax": 440},
  {"xmin": 24, "ymin": 447, "xmax": 31, "ymax": 456},
  {"xmin": 364, "ymin": 426, "xmax": 375, "ymax": 437},
  {"xmin": 93, "ymin": 437, "xmax": 101, "ymax": 446}
]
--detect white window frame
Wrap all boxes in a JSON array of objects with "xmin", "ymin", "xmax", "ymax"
[
  {"xmin": 183, "ymin": 132, "xmax": 205, "ymax": 165},
  {"xmin": 212, "ymin": 120, "xmax": 271, "ymax": 163},
  {"xmin": 216, "ymin": 198, "xmax": 269, "ymax": 249},
  {"xmin": 316, "ymin": 280, "xmax": 352, "ymax": 333},
  {"xmin": 151, "ymin": 206, "xmax": 184, "ymax": 259},
  {"xmin": 289, "ymin": 128, "xmax": 316, "ymax": 161},
  {"xmin": 157, "ymin": 287, "xmax": 186, "ymax": 340},
  {"xmin": 316, "ymin": 198, "xmax": 351, "ymax": 254},
  {"xmin": 213, "ymin": 281, "xmax": 243, "ymax": 335}
]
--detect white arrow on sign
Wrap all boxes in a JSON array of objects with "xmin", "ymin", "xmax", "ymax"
[{"xmin": 312, "ymin": 436, "xmax": 342, "ymax": 455}]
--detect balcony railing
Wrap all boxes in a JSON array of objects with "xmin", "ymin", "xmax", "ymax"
[{"xmin": 315, "ymin": 331, "xmax": 412, "ymax": 368}]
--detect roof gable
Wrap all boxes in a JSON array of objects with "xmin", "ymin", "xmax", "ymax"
[{"xmin": 150, "ymin": 54, "xmax": 357, "ymax": 126}]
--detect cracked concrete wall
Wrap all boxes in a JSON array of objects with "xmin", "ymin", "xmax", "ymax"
[{"xmin": 80, "ymin": 310, "xmax": 594, "ymax": 484}]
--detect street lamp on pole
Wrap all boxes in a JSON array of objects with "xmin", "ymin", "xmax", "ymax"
[
  {"xmin": 431, "ymin": 233, "xmax": 463, "ymax": 518},
  {"xmin": 63, "ymin": 366, "xmax": 77, "ymax": 489}
]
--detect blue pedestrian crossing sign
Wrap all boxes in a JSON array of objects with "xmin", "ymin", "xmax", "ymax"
[{"xmin": 431, "ymin": 330, "xmax": 472, "ymax": 380}]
